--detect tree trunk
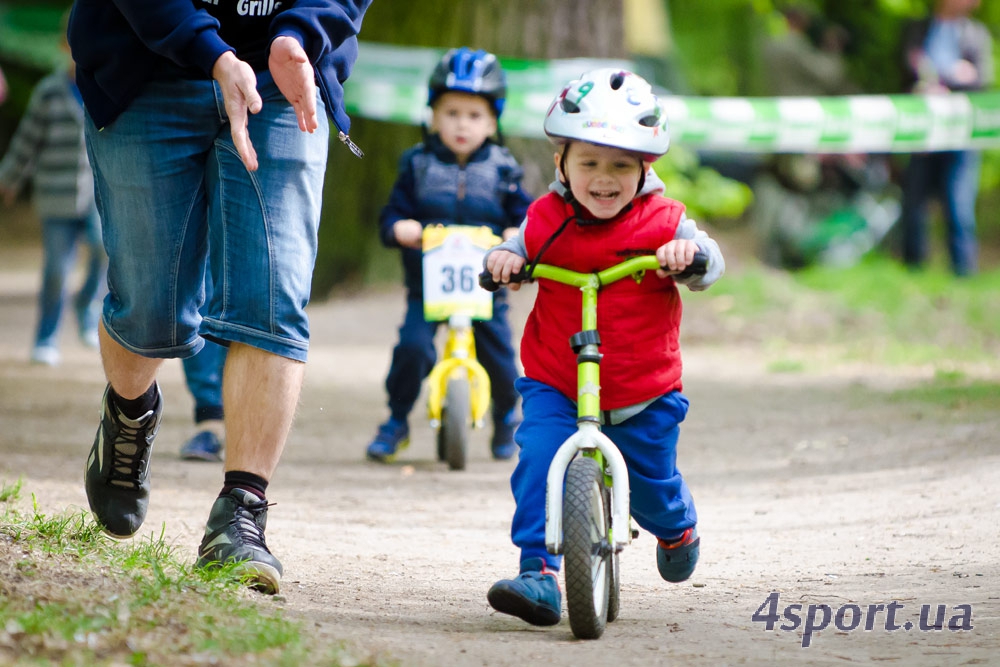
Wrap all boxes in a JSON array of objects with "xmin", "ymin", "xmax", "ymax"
[{"xmin": 313, "ymin": 0, "xmax": 625, "ymax": 297}]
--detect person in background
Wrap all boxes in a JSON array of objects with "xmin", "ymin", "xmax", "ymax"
[
  {"xmin": 69, "ymin": 0, "xmax": 370, "ymax": 595},
  {"xmin": 178, "ymin": 271, "xmax": 227, "ymax": 462},
  {"xmin": 0, "ymin": 11, "xmax": 106, "ymax": 366},
  {"xmin": 762, "ymin": 6, "xmax": 856, "ymax": 98},
  {"xmin": 899, "ymin": 0, "xmax": 993, "ymax": 276},
  {"xmin": 760, "ymin": 6, "xmax": 858, "ymax": 196},
  {"xmin": 483, "ymin": 69, "xmax": 724, "ymax": 627},
  {"xmin": 365, "ymin": 47, "xmax": 533, "ymax": 464}
]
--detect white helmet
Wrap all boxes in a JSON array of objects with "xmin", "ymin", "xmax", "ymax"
[{"xmin": 544, "ymin": 68, "xmax": 670, "ymax": 162}]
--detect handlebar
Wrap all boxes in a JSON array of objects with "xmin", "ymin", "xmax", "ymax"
[{"xmin": 479, "ymin": 251, "xmax": 709, "ymax": 293}]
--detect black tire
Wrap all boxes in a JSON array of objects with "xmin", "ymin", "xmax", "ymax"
[
  {"xmin": 436, "ymin": 422, "xmax": 446, "ymax": 462},
  {"xmin": 442, "ymin": 377, "xmax": 470, "ymax": 471},
  {"xmin": 563, "ymin": 456, "xmax": 610, "ymax": 639},
  {"xmin": 607, "ymin": 552, "xmax": 620, "ymax": 623},
  {"xmin": 606, "ymin": 476, "xmax": 620, "ymax": 623}
]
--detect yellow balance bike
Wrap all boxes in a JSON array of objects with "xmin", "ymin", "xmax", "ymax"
[{"xmin": 422, "ymin": 225, "xmax": 501, "ymax": 471}]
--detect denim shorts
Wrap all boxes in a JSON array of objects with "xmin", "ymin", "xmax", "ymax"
[{"xmin": 85, "ymin": 72, "xmax": 329, "ymax": 362}]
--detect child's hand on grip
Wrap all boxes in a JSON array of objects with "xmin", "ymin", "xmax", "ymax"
[
  {"xmin": 486, "ymin": 250, "xmax": 526, "ymax": 291},
  {"xmin": 656, "ymin": 239, "xmax": 699, "ymax": 278}
]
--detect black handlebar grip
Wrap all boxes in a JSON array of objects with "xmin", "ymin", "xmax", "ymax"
[
  {"xmin": 479, "ymin": 269, "xmax": 531, "ymax": 292},
  {"xmin": 479, "ymin": 270, "xmax": 502, "ymax": 292},
  {"xmin": 674, "ymin": 251, "xmax": 708, "ymax": 280}
]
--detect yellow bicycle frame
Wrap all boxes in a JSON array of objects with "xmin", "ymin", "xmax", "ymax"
[
  {"xmin": 426, "ymin": 313, "xmax": 492, "ymax": 429},
  {"xmin": 423, "ymin": 225, "xmax": 499, "ymax": 430}
]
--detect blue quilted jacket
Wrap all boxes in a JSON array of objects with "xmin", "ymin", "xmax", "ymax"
[{"xmin": 379, "ymin": 134, "xmax": 534, "ymax": 297}]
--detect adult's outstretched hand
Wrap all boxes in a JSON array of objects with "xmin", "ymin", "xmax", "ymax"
[
  {"xmin": 269, "ymin": 36, "xmax": 318, "ymax": 134},
  {"xmin": 212, "ymin": 51, "xmax": 263, "ymax": 172}
]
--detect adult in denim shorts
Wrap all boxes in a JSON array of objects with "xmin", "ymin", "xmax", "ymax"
[{"xmin": 69, "ymin": 0, "xmax": 371, "ymax": 595}]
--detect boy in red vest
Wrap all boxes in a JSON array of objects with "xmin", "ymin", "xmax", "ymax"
[{"xmin": 482, "ymin": 69, "xmax": 725, "ymax": 627}]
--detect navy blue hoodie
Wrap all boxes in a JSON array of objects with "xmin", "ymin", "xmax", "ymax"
[
  {"xmin": 67, "ymin": 0, "xmax": 369, "ymax": 140},
  {"xmin": 379, "ymin": 134, "xmax": 533, "ymax": 297}
]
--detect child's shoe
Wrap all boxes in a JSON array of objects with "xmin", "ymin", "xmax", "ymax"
[
  {"xmin": 490, "ymin": 411, "xmax": 519, "ymax": 460},
  {"xmin": 487, "ymin": 557, "xmax": 562, "ymax": 626},
  {"xmin": 80, "ymin": 328, "xmax": 100, "ymax": 349},
  {"xmin": 365, "ymin": 418, "xmax": 409, "ymax": 462},
  {"xmin": 30, "ymin": 345, "xmax": 61, "ymax": 366},
  {"xmin": 180, "ymin": 420, "xmax": 225, "ymax": 462},
  {"xmin": 656, "ymin": 526, "xmax": 700, "ymax": 582}
]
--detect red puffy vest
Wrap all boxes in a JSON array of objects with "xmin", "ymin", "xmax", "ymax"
[{"xmin": 520, "ymin": 192, "xmax": 687, "ymax": 409}]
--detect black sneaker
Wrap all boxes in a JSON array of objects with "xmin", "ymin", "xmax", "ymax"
[
  {"xmin": 196, "ymin": 488, "xmax": 283, "ymax": 595},
  {"xmin": 85, "ymin": 384, "xmax": 162, "ymax": 538}
]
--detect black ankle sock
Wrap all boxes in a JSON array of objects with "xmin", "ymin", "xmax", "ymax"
[
  {"xmin": 221, "ymin": 471, "xmax": 268, "ymax": 500},
  {"xmin": 110, "ymin": 383, "xmax": 159, "ymax": 420}
]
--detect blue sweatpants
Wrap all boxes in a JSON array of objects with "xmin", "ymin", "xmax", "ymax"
[{"xmin": 509, "ymin": 377, "xmax": 697, "ymax": 570}]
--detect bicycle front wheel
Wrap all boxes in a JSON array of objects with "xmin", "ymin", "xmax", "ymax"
[
  {"xmin": 441, "ymin": 377, "xmax": 470, "ymax": 471},
  {"xmin": 563, "ymin": 456, "xmax": 611, "ymax": 639}
]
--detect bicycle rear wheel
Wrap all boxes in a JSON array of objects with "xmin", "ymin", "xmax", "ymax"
[
  {"xmin": 441, "ymin": 377, "xmax": 470, "ymax": 471},
  {"xmin": 563, "ymin": 456, "xmax": 611, "ymax": 639}
]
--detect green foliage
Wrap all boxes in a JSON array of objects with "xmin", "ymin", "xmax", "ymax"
[
  {"xmin": 667, "ymin": 0, "xmax": 997, "ymax": 97},
  {"xmin": 653, "ymin": 145, "xmax": 755, "ymax": 222}
]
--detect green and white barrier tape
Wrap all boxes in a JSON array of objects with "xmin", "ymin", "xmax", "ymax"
[
  {"xmin": 345, "ymin": 42, "xmax": 1000, "ymax": 154},
  {"xmin": 2, "ymin": 18, "xmax": 996, "ymax": 154}
]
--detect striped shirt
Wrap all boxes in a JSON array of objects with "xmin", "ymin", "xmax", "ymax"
[{"xmin": 0, "ymin": 69, "xmax": 95, "ymax": 219}]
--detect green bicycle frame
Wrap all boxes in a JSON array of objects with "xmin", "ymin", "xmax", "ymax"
[
  {"xmin": 527, "ymin": 256, "xmax": 663, "ymax": 422},
  {"xmin": 535, "ymin": 256, "xmax": 664, "ymax": 555}
]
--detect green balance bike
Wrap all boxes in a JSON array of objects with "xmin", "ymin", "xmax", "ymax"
[{"xmin": 481, "ymin": 251, "xmax": 707, "ymax": 639}]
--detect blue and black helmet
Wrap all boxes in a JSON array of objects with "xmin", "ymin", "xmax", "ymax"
[{"xmin": 428, "ymin": 47, "xmax": 507, "ymax": 118}]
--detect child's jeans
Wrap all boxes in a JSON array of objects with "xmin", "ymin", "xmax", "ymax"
[
  {"xmin": 181, "ymin": 267, "xmax": 227, "ymax": 423},
  {"xmin": 509, "ymin": 377, "xmax": 697, "ymax": 569},
  {"xmin": 34, "ymin": 210, "xmax": 107, "ymax": 349},
  {"xmin": 182, "ymin": 339, "xmax": 226, "ymax": 422}
]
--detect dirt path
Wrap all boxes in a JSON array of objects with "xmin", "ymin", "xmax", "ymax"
[{"xmin": 1, "ymin": 241, "xmax": 998, "ymax": 666}]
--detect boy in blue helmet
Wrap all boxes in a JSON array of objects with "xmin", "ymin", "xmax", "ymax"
[{"xmin": 366, "ymin": 47, "xmax": 534, "ymax": 463}]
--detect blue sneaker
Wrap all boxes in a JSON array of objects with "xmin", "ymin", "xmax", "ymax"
[
  {"xmin": 365, "ymin": 418, "xmax": 410, "ymax": 462},
  {"xmin": 180, "ymin": 423, "xmax": 224, "ymax": 462},
  {"xmin": 490, "ymin": 411, "xmax": 519, "ymax": 460},
  {"xmin": 487, "ymin": 557, "xmax": 562, "ymax": 626},
  {"xmin": 656, "ymin": 527, "xmax": 700, "ymax": 582}
]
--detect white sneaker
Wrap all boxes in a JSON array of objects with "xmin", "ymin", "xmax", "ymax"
[
  {"xmin": 30, "ymin": 345, "xmax": 61, "ymax": 366},
  {"xmin": 80, "ymin": 329, "xmax": 100, "ymax": 349}
]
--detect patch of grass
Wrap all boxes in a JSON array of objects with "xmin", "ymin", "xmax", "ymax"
[
  {"xmin": 889, "ymin": 378, "xmax": 1000, "ymax": 413},
  {"xmin": 699, "ymin": 253, "xmax": 1000, "ymax": 367},
  {"xmin": 0, "ymin": 481, "xmax": 393, "ymax": 667},
  {"xmin": 766, "ymin": 359, "xmax": 805, "ymax": 374}
]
